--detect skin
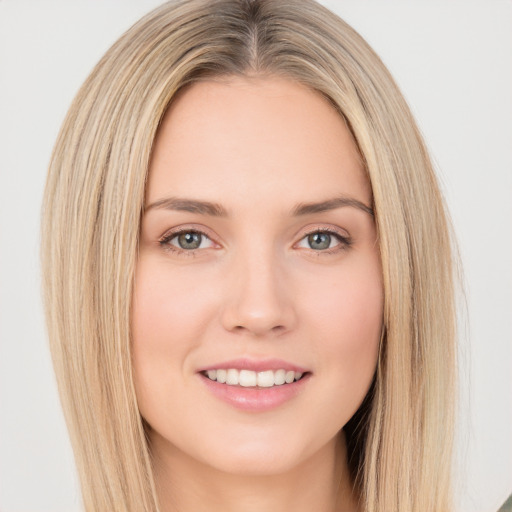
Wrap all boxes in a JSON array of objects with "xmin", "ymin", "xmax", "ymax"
[{"xmin": 132, "ymin": 76, "xmax": 383, "ymax": 512}]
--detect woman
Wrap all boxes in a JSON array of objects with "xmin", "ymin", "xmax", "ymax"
[{"xmin": 41, "ymin": 0, "xmax": 457, "ymax": 511}]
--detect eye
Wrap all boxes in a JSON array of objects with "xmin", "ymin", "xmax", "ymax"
[
  {"xmin": 160, "ymin": 230, "xmax": 215, "ymax": 252},
  {"xmin": 306, "ymin": 232, "xmax": 333, "ymax": 250},
  {"xmin": 296, "ymin": 229, "xmax": 351, "ymax": 252}
]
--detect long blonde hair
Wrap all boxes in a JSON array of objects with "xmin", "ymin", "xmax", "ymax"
[{"xmin": 41, "ymin": 1, "xmax": 457, "ymax": 510}]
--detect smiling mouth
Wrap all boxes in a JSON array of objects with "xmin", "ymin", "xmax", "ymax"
[{"xmin": 202, "ymin": 368, "xmax": 307, "ymax": 388}]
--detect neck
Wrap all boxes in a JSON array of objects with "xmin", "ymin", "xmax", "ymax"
[{"xmin": 151, "ymin": 430, "xmax": 360, "ymax": 512}]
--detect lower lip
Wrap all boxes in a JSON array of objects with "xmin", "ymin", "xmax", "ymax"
[{"xmin": 199, "ymin": 373, "xmax": 310, "ymax": 412}]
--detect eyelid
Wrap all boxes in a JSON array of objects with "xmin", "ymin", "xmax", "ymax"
[
  {"xmin": 158, "ymin": 224, "xmax": 221, "ymax": 254},
  {"xmin": 157, "ymin": 223, "xmax": 352, "ymax": 256},
  {"xmin": 293, "ymin": 225, "xmax": 353, "ymax": 253}
]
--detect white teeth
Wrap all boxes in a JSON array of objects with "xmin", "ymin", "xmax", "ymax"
[
  {"xmin": 257, "ymin": 370, "xmax": 275, "ymax": 388},
  {"xmin": 239, "ymin": 369, "xmax": 257, "ymax": 387},
  {"xmin": 274, "ymin": 369, "xmax": 286, "ymax": 385},
  {"xmin": 204, "ymin": 368, "xmax": 305, "ymax": 387},
  {"xmin": 226, "ymin": 369, "xmax": 239, "ymax": 385}
]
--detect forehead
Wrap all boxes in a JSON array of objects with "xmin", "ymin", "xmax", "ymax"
[{"xmin": 146, "ymin": 76, "xmax": 371, "ymax": 210}]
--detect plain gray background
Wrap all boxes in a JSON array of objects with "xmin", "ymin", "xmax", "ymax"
[{"xmin": 0, "ymin": 1, "xmax": 511, "ymax": 511}]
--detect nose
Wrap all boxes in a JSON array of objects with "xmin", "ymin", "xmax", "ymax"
[{"xmin": 220, "ymin": 249, "xmax": 297, "ymax": 337}]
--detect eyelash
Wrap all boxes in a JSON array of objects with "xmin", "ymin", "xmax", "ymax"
[
  {"xmin": 298, "ymin": 228, "xmax": 353, "ymax": 255},
  {"xmin": 158, "ymin": 227, "xmax": 352, "ymax": 257},
  {"xmin": 158, "ymin": 228, "xmax": 214, "ymax": 257}
]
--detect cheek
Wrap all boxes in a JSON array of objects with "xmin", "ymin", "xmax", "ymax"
[
  {"xmin": 130, "ymin": 256, "xmax": 219, "ymax": 416},
  {"xmin": 132, "ymin": 256, "xmax": 217, "ymax": 354},
  {"xmin": 306, "ymin": 253, "xmax": 383, "ymax": 346},
  {"xmin": 302, "ymin": 254, "xmax": 383, "ymax": 421}
]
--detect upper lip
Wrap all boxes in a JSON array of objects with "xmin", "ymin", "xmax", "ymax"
[{"xmin": 198, "ymin": 358, "xmax": 309, "ymax": 373}]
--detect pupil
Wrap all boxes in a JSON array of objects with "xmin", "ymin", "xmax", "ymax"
[
  {"xmin": 308, "ymin": 232, "xmax": 331, "ymax": 250},
  {"xmin": 178, "ymin": 232, "xmax": 201, "ymax": 249}
]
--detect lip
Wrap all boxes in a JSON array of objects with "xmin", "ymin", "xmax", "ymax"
[
  {"xmin": 198, "ymin": 358, "xmax": 309, "ymax": 373},
  {"xmin": 197, "ymin": 358, "xmax": 311, "ymax": 412},
  {"xmin": 199, "ymin": 373, "xmax": 310, "ymax": 412}
]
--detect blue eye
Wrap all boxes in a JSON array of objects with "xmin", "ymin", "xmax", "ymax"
[
  {"xmin": 161, "ymin": 230, "xmax": 215, "ymax": 251},
  {"xmin": 296, "ymin": 230, "xmax": 351, "ymax": 252},
  {"xmin": 307, "ymin": 232, "xmax": 332, "ymax": 250},
  {"xmin": 174, "ymin": 232, "xmax": 203, "ymax": 250}
]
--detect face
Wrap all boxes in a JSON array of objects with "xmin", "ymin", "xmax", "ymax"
[{"xmin": 132, "ymin": 76, "xmax": 383, "ymax": 476}]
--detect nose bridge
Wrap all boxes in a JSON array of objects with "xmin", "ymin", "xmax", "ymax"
[{"xmin": 221, "ymin": 238, "xmax": 295, "ymax": 336}]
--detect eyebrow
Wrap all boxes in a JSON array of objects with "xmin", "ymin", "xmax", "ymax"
[
  {"xmin": 292, "ymin": 196, "xmax": 374, "ymax": 217},
  {"xmin": 144, "ymin": 197, "xmax": 228, "ymax": 216},
  {"xmin": 144, "ymin": 195, "xmax": 373, "ymax": 217}
]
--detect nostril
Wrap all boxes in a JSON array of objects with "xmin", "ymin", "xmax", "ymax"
[
  {"xmin": 232, "ymin": 324, "xmax": 286, "ymax": 336},
  {"xmin": 220, "ymin": 286, "xmax": 298, "ymax": 335}
]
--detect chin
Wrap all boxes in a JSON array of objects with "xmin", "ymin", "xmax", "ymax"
[
  {"xmin": 206, "ymin": 445, "xmax": 301, "ymax": 476},
  {"xmin": 185, "ymin": 425, "xmax": 338, "ymax": 478}
]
